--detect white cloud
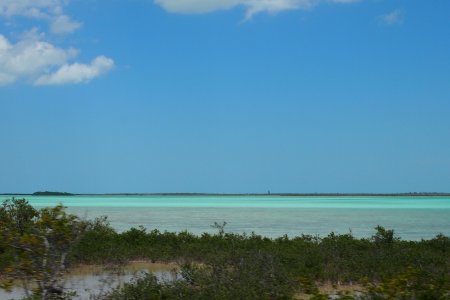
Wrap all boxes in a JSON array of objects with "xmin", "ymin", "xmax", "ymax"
[
  {"xmin": 35, "ymin": 56, "xmax": 115, "ymax": 85},
  {"xmin": 0, "ymin": 1, "xmax": 114, "ymax": 86},
  {"xmin": 154, "ymin": 0, "xmax": 360, "ymax": 18},
  {"xmin": 0, "ymin": 32, "xmax": 114, "ymax": 86},
  {"xmin": 379, "ymin": 10, "xmax": 404, "ymax": 26}
]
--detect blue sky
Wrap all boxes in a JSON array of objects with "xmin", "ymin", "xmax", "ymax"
[{"xmin": 1, "ymin": 0, "xmax": 449, "ymax": 193}]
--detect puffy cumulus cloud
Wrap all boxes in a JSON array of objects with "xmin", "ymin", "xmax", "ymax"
[
  {"xmin": 154, "ymin": 0, "xmax": 360, "ymax": 19},
  {"xmin": 0, "ymin": 32, "xmax": 114, "ymax": 86},
  {"xmin": 0, "ymin": 1, "xmax": 113, "ymax": 87},
  {"xmin": 35, "ymin": 56, "xmax": 115, "ymax": 85},
  {"xmin": 0, "ymin": 0, "xmax": 82, "ymax": 34},
  {"xmin": 0, "ymin": 32, "xmax": 75, "ymax": 85}
]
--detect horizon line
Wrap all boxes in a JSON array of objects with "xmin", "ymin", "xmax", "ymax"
[{"xmin": 2, "ymin": 191, "xmax": 450, "ymax": 197}]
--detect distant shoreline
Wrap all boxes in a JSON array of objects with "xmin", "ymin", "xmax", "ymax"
[{"xmin": 1, "ymin": 192, "xmax": 450, "ymax": 197}]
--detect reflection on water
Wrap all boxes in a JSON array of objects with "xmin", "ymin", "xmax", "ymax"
[{"xmin": 0, "ymin": 269, "xmax": 177, "ymax": 300}]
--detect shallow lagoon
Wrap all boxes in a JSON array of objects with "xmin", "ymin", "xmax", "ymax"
[
  {"xmin": 1, "ymin": 195, "xmax": 449, "ymax": 240},
  {"xmin": 0, "ymin": 265, "xmax": 177, "ymax": 300}
]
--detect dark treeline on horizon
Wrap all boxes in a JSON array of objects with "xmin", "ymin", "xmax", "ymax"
[{"xmin": 1, "ymin": 191, "xmax": 450, "ymax": 197}]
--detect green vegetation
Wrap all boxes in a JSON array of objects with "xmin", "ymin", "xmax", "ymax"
[
  {"xmin": 0, "ymin": 198, "xmax": 85, "ymax": 299},
  {"xmin": 1, "ymin": 198, "xmax": 450, "ymax": 299}
]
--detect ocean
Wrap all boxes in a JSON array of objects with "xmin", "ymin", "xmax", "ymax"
[{"xmin": 1, "ymin": 195, "xmax": 449, "ymax": 240}]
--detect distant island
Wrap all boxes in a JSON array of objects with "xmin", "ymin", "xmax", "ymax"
[{"xmin": 32, "ymin": 191, "xmax": 74, "ymax": 196}]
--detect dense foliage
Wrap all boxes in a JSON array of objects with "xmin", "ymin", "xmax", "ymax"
[
  {"xmin": 1, "ymin": 198, "xmax": 450, "ymax": 299},
  {"xmin": 0, "ymin": 198, "xmax": 86, "ymax": 299}
]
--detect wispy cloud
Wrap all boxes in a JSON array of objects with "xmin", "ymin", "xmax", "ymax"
[
  {"xmin": 50, "ymin": 15, "xmax": 82, "ymax": 34},
  {"xmin": 154, "ymin": 0, "xmax": 361, "ymax": 20},
  {"xmin": 378, "ymin": 9, "xmax": 404, "ymax": 26},
  {"xmin": 0, "ymin": 0, "xmax": 82, "ymax": 34}
]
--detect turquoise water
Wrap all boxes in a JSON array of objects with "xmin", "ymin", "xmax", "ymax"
[{"xmin": 1, "ymin": 195, "xmax": 449, "ymax": 240}]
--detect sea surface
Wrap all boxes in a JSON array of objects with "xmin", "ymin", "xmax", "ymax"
[{"xmin": 1, "ymin": 195, "xmax": 450, "ymax": 240}]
